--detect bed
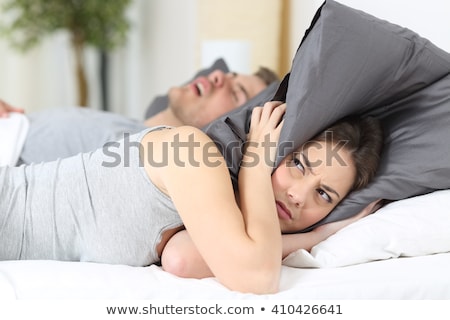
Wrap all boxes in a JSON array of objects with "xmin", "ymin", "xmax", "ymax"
[
  {"xmin": 1, "ymin": 0, "xmax": 450, "ymax": 305},
  {"xmin": 1, "ymin": 253, "xmax": 450, "ymax": 300},
  {"xmin": 0, "ymin": 186, "xmax": 449, "ymax": 300}
]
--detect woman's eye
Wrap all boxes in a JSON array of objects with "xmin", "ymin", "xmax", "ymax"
[
  {"xmin": 317, "ymin": 189, "xmax": 332, "ymax": 203},
  {"xmin": 293, "ymin": 157, "xmax": 304, "ymax": 173}
]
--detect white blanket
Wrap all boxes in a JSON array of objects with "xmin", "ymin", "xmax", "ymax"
[
  {"xmin": 1, "ymin": 253, "xmax": 450, "ymax": 299},
  {"xmin": 0, "ymin": 113, "xmax": 29, "ymax": 166}
]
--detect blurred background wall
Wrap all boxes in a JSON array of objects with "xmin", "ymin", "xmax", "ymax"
[{"xmin": 0, "ymin": 0, "xmax": 449, "ymax": 119}]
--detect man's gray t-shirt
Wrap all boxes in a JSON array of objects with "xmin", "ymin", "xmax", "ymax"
[{"xmin": 19, "ymin": 107, "xmax": 147, "ymax": 164}]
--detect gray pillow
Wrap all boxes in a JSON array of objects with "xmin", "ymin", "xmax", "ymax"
[
  {"xmin": 144, "ymin": 58, "xmax": 229, "ymax": 119},
  {"xmin": 203, "ymin": 80, "xmax": 280, "ymax": 181},
  {"xmin": 204, "ymin": 0, "xmax": 450, "ymax": 232},
  {"xmin": 275, "ymin": 0, "xmax": 450, "ymax": 231}
]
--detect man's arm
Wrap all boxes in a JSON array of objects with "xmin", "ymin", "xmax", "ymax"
[{"xmin": 0, "ymin": 99, "xmax": 24, "ymax": 118}]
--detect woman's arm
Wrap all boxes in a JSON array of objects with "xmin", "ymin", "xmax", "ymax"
[
  {"xmin": 146, "ymin": 102, "xmax": 285, "ymax": 294},
  {"xmin": 161, "ymin": 229, "xmax": 214, "ymax": 279},
  {"xmin": 161, "ymin": 199, "xmax": 382, "ymax": 278},
  {"xmin": 281, "ymin": 199, "xmax": 382, "ymax": 257}
]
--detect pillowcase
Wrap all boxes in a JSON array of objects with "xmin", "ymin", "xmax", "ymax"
[
  {"xmin": 143, "ymin": 58, "xmax": 229, "ymax": 119},
  {"xmin": 205, "ymin": 0, "xmax": 450, "ymax": 231},
  {"xmin": 282, "ymin": 189, "xmax": 450, "ymax": 268}
]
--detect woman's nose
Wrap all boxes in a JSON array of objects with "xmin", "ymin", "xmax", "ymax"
[
  {"xmin": 287, "ymin": 176, "xmax": 318, "ymax": 208},
  {"xmin": 208, "ymin": 69, "xmax": 226, "ymax": 87},
  {"xmin": 288, "ymin": 186, "xmax": 307, "ymax": 208}
]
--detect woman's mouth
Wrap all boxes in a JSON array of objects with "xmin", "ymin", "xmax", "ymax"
[{"xmin": 276, "ymin": 201, "xmax": 292, "ymax": 220}]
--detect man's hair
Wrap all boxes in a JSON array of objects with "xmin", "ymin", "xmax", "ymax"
[
  {"xmin": 310, "ymin": 116, "xmax": 384, "ymax": 191},
  {"xmin": 253, "ymin": 66, "xmax": 279, "ymax": 86}
]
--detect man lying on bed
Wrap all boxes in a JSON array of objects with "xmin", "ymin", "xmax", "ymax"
[{"xmin": 0, "ymin": 65, "xmax": 278, "ymax": 165}]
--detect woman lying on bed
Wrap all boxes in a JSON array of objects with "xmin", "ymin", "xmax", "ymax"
[{"xmin": 0, "ymin": 101, "xmax": 383, "ymax": 294}]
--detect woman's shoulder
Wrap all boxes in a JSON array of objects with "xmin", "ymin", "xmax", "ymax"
[
  {"xmin": 142, "ymin": 125, "xmax": 215, "ymax": 147},
  {"xmin": 141, "ymin": 125, "xmax": 226, "ymax": 195}
]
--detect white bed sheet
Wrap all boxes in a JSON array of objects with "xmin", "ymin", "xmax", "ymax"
[
  {"xmin": 1, "ymin": 253, "xmax": 449, "ymax": 300},
  {"xmin": 0, "ymin": 113, "xmax": 29, "ymax": 167}
]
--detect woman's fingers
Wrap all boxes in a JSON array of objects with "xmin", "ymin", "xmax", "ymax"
[
  {"xmin": 249, "ymin": 102, "xmax": 286, "ymax": 141},
  {"xmin": 270, "ymin": 103, "xmax": 286, "ymax": 129},
  {"xmin": 250, "ymin": 106, "xmax": 263, "ymax": 126},
  {"xmin": 353, "ymin": 199, "xmax": 383, "ymax": 221},
  {"xmin": 252, "ymin": 101, "xmax": 286, "ymax": 128},
  {"xmin": 259, "ymin": 101, "xmax": 284, "ymax": 123},
  {"xmin": 247, "ymin": 102, "xmax": 286, "ymax": 167}
]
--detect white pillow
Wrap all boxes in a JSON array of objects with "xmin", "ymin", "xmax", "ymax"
[{"xmin": 282, "ymin": 189, "xmax": 450, "ymax": 268}]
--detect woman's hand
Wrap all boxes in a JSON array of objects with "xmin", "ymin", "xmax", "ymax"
[
  {"xmin": 313, "ymin": 199, "xmax": 383, "ymax": 242},
  {"xmin": 281, "ymin": 199, "xmax": 383, "ymax": 257},
  {"xmin": 243, "ymin": 101, "xmax": 286, "ymax": 172},
  {"xmin": 0, "ymin": 99, "xmax": 25, "ymax": 118}
]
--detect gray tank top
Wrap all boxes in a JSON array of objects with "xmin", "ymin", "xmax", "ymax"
[{"xmin": 0, "ymin": 127, "xmax": 183, "ymax": 266}]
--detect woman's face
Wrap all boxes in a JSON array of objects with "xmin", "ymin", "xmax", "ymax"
[{"xmin": 271, "ymin": 141, "xmax": 356, "ymax": 233}]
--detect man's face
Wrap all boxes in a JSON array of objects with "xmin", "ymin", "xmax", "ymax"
[{"xmin": 167, "ymin": 69, "xmax": 267, "ymax": 128}]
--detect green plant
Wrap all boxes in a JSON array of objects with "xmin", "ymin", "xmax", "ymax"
[{"xmin": 0, "ymin": 0, "xmax": 132, "ymax": 106}]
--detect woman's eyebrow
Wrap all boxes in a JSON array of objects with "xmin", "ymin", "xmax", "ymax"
[
  {"xmin": 322, "ymin": 184, "xmax": 341, "ymax": 200},
  {"xmin": 301, "ymin": 152, "xmax": 341, "ymax": 199}
]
